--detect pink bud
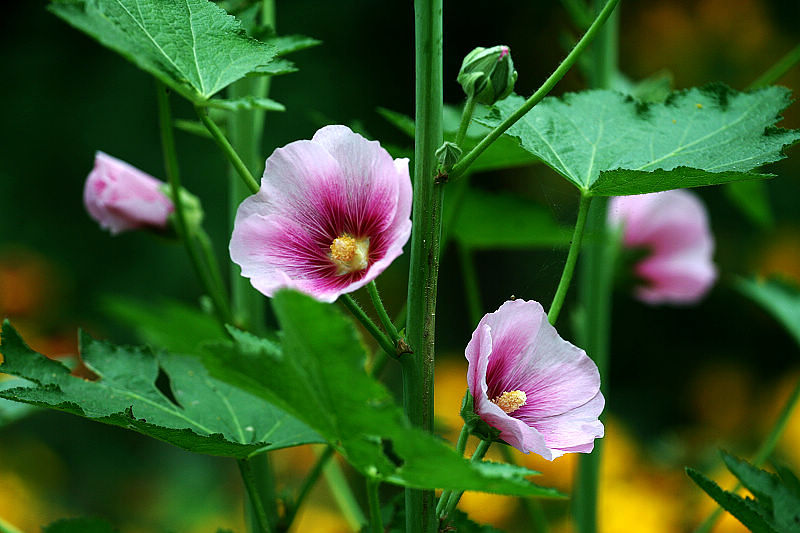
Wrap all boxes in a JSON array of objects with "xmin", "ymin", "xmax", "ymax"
[{"xmin": 83, "ymin": 152, "xmax": 174, "ymax": 235}]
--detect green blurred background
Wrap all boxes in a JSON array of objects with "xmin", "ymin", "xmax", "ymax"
[{"xmin": 1, "ymin": 0, "xmax": 800, "ymax": 531}]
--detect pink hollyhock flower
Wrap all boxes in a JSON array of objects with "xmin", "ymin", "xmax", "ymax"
[
  {"xmin": 230, "ymin": 125, "xmax": 412, "ymax": 303},
  {"xmin": 84, "ymin": 152, "xmax": 174, "ymax": 235},
  {"xmin": 608, "ymin": 189, "xmax": 716, "ymax": 305},
  {"xmin": 466, "ymin": 299, "xmax": 604, "ymax": 460}
]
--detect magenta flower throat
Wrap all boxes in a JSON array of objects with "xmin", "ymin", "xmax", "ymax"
[{"xmin": 230, "ymin": 125, "xmax": 412, "ymax": 303}]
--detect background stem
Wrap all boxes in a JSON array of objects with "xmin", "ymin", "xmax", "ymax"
[
  {"xmin": 548, "ymin": 194, "xmax": 592, "ymax": 326},
  {"xmin": 238, "ymin": 458, "xmax": 273, "ymax": 533},
  {"xmin": 367, "ymin": 478, "xmax": 384, "ymax": 533},
  {"xmin": 403, "ymin": 0, "xmax": 443, "ymax": 531}
]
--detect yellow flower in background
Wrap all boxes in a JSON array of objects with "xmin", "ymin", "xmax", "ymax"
[{"xmin": 288, "ymin": 505, "xmax": 350, "ymax": 533}]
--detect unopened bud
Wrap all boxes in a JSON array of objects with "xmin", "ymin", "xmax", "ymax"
[
  {"xmin": 457, "ymin": 45, "xmax": 517, "ymax": 105},
  {"xmin": 435, "ymin": 141, "xmax": 462, "ymax": 173}
]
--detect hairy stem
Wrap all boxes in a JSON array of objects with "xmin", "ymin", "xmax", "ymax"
[
  {"xmin": 404, "ymin": 0, "xmax": 444, "ymax": 531},
  {"xmin": 340, "ymin": 294, "xmax": 397, "ymax": 357},
  {"xmin": 367, "ymin": 281, "xmax": 404, "ymax": 350},
  {"xmin": 548, "ymin": 194, "xmax": 592, "ymax": 326},
  {"xmin": 449, "ymin": 0, "xmax": 620, "ymax": 180}
]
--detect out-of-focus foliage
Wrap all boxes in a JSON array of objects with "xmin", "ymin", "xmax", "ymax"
[{"xmin": 738, "ymin": 278, "xmax": 800, "ymax": 347}]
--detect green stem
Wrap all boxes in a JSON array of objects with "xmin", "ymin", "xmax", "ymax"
[
  {"xmin": 441, "ymin": 439, "xmax": 492, "ymax": 519},
  {"xmin": 500, "ymin": 446, "xmax": 550, "ymax": 533},
  {"xmin": 695, "ymin": 375, "xmax": 800, "ymax": 533},
  {"xmin": 195, "ymin": 228, "xmax": 230, "ymax": 312},
  {"xmin": 748, "ymin": 43, "xmax": 800, "ymax": 90},
  {"xmin": 283, "ymin": 445, "xmax": 335, "ymax": 530},
  {"xmin": 548, "ymin": 194, "xmax": 592, "ymax": 326},
  {"xmin": 195, "ymin": 105, "xmax": 260, "ymax": 195},
  {"xmin": 455, "ymin": 95, "xmax": 477, "ymax": 147},
  {"xmin": 449, "ymin": 0, "xmax": 620, "ymax": 180},
  {"xmin": 369, "ymin": 304, "xmax": 408, "ymax": 378},
  {"xmin": 436, "ymin": 424, "xmax": 472, "ymax": 516},
  {"xmin": 340, "ymin": 294, "xmax": 397, "ymax": 357},
  {"xmin": 367, "ymin": 478, "xmax": 384, "ymax": 533},
  {"xmin": 319, "ymin": 446, "xmax": 368, "ymax": 531},
  {"xmin": 458, "ymin": 243, "xmax": 484, "ymax": 326},
  {"xmin": 156, "ymin": 82, "xmax": 232, "ymax": 324},
  {"xmin": 238, "ymin": 458, "xmax": 273, "ymax": 533},
  {"xmin": 367, "ymin": 281, "xmax": 402, "ymax": 346},
  {"xmin": 405, "ymin": 1, "xmax": 444, "ymax": 531}
]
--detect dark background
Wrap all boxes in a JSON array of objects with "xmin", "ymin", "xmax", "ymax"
[{"xmin": 1, "ymin": 0, "xmax": 799, "ymax": 531}]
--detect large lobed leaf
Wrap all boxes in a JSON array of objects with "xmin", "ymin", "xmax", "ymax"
[
  {"xmin": 49, "ymin": 0, "xmax": 294, "ymax": 102},
  {"xmin": 476, "ymin": 85, "xmax": 800, "ymax": 196},
  {"xmin": 0, "ymin": 322, "xmax": 322, "ymax": 458},
  {"xmin": 738, "ymin": 277, "xmax": 800, "ymax": 348},
  {"xmin": 202, "ymin": 291, "xmax": 563, "ymax": 497}
]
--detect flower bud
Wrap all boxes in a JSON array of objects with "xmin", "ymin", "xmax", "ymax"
[
  {"xmin": 84, "ymin": 152, "xmax": 175, "ymax": 235},
  {"xmin": 435, "ymin": 141, "xmax": 462, "ymax": 173},
  {"xmin": 457, "ymin": 45, "xmax": 518, "ymax": 105}
]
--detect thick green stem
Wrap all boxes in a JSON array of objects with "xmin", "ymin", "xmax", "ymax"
[
  {"xmin": 548, "ymin": 194, "xmax": 592, "ymax": 326},
  {"xmin": 695, "ymin": 375, "xmax": 800, "ymax": 533},
  {"xmin": 748, "ymin": 43, "xmax": 800, "ymax": 90},
  {"xmin": 404, "ymin": 0, "xmax": 443, "ymax": 531},
  {"xmin": 449, "ymin": 0, "xmax": 620, "ymax": 180},
  {"xmin": 367, "ymin": 478, "xmax": 384, "ymax": 533},
  {"xmin": 283, "ymin": 445, "xmax": 335, "ymax": 529},
  {"xmin": 196, "ymin": 105, "xmax": 260, "ymax": 195},
  {"xmin": 441, "ymin": 439, "xmax": 492, "ymax": 519},
  {"xmin": 340, "ymin": 294, "xmax": 397, "ymax": 357},
  {"xmin": 156, "ymin": 82, "xmax": 232, "ymax": 324},
  {"xmin": 238, "ymin": 458, "xmax": 273, "ymax": 533}
]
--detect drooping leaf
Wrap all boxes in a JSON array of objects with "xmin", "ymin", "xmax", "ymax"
[
  {"xmin": 687, "ymin": 467, "xmax": 778, "ymax": 533},
  {"xmin": 103, "ymin": 296, "xmax": 227, "ymax": 354},
  {"xmin": 737, "ymin": 277, "xmax": 800, "ymax": 347},
  {"xmin": 725, "ymin": 180, "xmax": 774, "ymax": 228},
  {"xmin": 0, "ymin": 322, "xmax": 322, "ymax": 458},
  {"xmin": 452, "ymin": 190, "xmax": 572, "ymax": 249},
  {"xmin": 201, "ymin": 291, "xmax": 562, "ymax": 497},
  {"xmin": 48, "ymin": 0, "xmax": 290, "ymax": 102},
  {"xmin": 43, "ymin": 518, "xmax": 118, "ymax": 533},
  {"xmin": 201, "ymin": 96, "xmax": 286, "ymax": 112},
  {"xmin": 476, "ymin": 85, "xmax": 800, "ymax": 196}
]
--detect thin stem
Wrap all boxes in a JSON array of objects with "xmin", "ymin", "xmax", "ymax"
[
  {"xmin": 195, "ymin": 228, "xmax": 230, "ymax": 314},
  {"xmin": 695, "ymin": 375, "xmax": 800, "ymax": 533},
  {"xmin": 548, "ymin": 194, "xmax": 592, "ymax": 326},
  {"xmin": 458, "ymin": 243, "xmax": 484, "ymax": 326},
  {"xmin": 367, "ymin": 478, "xmax": 384, "ymax": 533},
  {"xmin": 404, "ymin": 0, "xmax": 444, "ymax": 531},
  {"xmin": 195, "ymin": 105, "xmax": 260, "ymax": 195},
  {"xmin": 367, "ymin": 281, "xmax": 402, "ymax": 346},
  {"xmin": 238, "ymin": 458, "xmax": 273, "ymax": 533},
  {"xmin": 500, "ymin": 446, "xmax": 550, "ymax": 533},
  {"xmin": 369, "ymin": 303, "xmax": 407, "ymax": 377},
  {"xmin": 441, "ymin": 440, "xmax": 492, "ymax": 518},
  {"xmin": 319, "ymin": 446, "xmax": 368, "ymax": 531},
  {"xmin": 449, "ymin": 0, "xmax": 620, "ymax": 180},
  {"xmin": 283, "ymin": 445, "xmax": 335, "ymax": 529},
  {"xmin": 340, "ymin": 294, "xmax": 397, "ymax": 357},
  {"xmin": 436, "ymin": 424, "xmax": 472, "ymax": 516},
  {"xmin": 748, "ymin": 43, "xmax": 800, "ymax": 90},
  {"xmin": 455, "ymin": 95, "xmax": 477, "ymax": 147},
  {"xmin": 156, "ymin": 81, "xmax": 232, "ymax": 324}
]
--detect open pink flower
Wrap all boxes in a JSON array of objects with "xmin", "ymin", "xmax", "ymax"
[
  {"xmin": 84, "ymin": 152, "xmax": 174, "ymax": 235},
  {"xmin": 466, "ymin": 299, "xmax": 604, "ymax": 460},
  {"xmin": 230, "ymin": 125, "xmax": 412, "ymax": 303},
  {"xmin": 608, "ymin": 189, "xmax": 716, "ymax": 305}
]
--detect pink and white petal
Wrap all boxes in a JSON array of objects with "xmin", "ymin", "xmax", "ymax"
[
  {"xmin": 636, "ymin": 250, "xmax": 717, "ymax": 304},
  {"xmin": 527, "ymin": 392, "xmax": 605, "ymax": 453}
]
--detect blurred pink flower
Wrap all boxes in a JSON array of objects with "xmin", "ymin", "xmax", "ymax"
[
  {"xmin": 466, "ymin": 299, "xmax": 604, "ymax": 460},
  {"xmin": 83, "ymin": 152, "xmax": 174, "ymax": 235},
  {"xmin": 608, "ymin": 189, "xmax": 716, "ymax": 305},
  {"xmin": 230, "ymin": 125, "xmax": 412, "ymax": 303}
]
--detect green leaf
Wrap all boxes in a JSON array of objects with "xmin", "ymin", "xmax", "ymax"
[
  {"xmin": 0, "ymin": 377, "xmax": 37, "ymax": 427},
  {"xmin": 452, "ymin": 190, "xmax": 572, "ymax": 249},
  {"xmin": 737, "ymin": 277, "xmax": 800, "ymax": 347},
  {"xmin": 686, "ymin": 467, "xmax": 778, "ymax": 533},
  {"xmin": 201, "ymin": 291, "xmax": 562, "ymax": 497},
  {"xmin": 49, "ymin": 0, "xmax": 286, "ymax": 102},
  {"xmin": 103, "ymin": 296, "xmax": 227, "ymax": 354},
  {"xmin": 476, "ymin": 85, "xmax": 800, "ymax": 196},
  {"xmin": 42, "ymin": 518, "xmax": 118, "ymax": 533},
  {"xmin": 201, "ymin": 96, "xmax": 285, "ymax": 112},
  {"xmin": 0, "ymin": 322, "xmax": 322, "ymax": 458},
  {"xmin": 725, "ymin": 180, "xmax": 774, "ymax": 228},
  {"xmin": 722, "ymin": 452, "xmax": 800, "ymax": 531}
]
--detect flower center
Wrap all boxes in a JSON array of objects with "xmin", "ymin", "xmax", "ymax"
[
  {"xmin": 329, "ymin": 234, "xmax": 370, "ymax": 275},
  {"xmin": 491, "ymin": 390, "xmax": 527, "ymax": 414}
]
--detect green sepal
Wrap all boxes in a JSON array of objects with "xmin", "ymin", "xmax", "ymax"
[{"xmin": 460, "ymin": 390, "xmax": 501, "ymax": 442}]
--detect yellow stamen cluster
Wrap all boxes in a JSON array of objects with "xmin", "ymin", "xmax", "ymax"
[
  {"xmin": 329, "ymin": 234, "xmax": 369, "ymax": 275},
  {"xmin": 491, "ymin": 390, "xmax": 527, "ymax": 414}
]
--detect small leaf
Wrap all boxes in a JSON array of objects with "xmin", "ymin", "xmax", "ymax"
[
  {"xmin": 687, "ymin": 467, "xmax": 778, "ymax": 533},
  {"xmin": 737, "ymin": 277, "xmax": 800, "ymax": 348},
  {"xmin": 49, "ymin": 0, "xmax": 287, "ymax": 102},
  {"xmin": 0, "ymin": 322, "xmax": 322, "ymax": 458},
  {"xmin": 476, "ymin": 85, "xmax": 799, "ymax": 195},
  {"xmin": 201, "ymin": 291, "xmax": 562, "ymax": 497},
  {"xmin": 452, "ymin": 190, "xmax": 572, "ymax": 249},
  {"xmin": 43, "ymin": 518, "xmax": 118, "ymax": 533},
  {"xmin": 200, "ymin": 96, "xmax": 286, "ymax": 112}
]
